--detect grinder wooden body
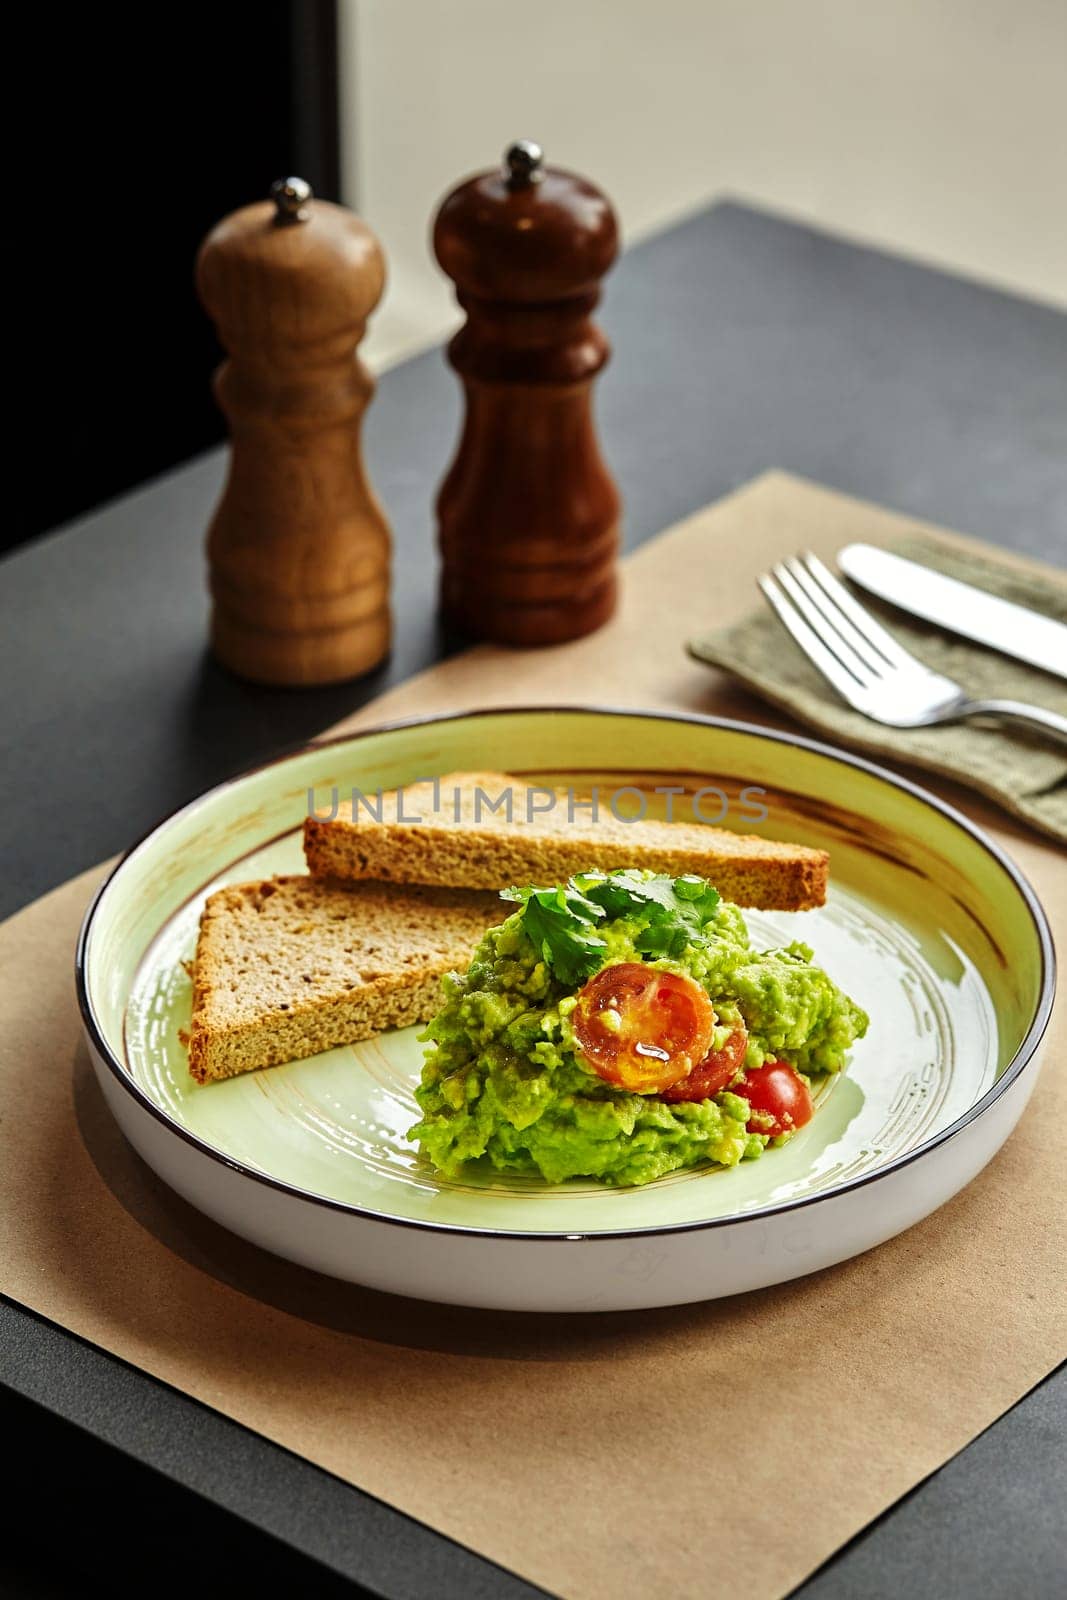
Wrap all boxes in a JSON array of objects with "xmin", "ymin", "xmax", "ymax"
[
  {"xmin": 196, "ymin": 180, "xmax": 391, "ymax": 686},
  {"xmin": 434, "ymin": 143, "xmax": 621, "ymax": 647}
]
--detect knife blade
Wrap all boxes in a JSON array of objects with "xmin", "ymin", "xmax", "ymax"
[{"xmin": 837, "ymin": 544, "xmax": 1067, "ymax": 682}]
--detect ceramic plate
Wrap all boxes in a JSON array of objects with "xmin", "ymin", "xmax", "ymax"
[{"xmin": 77, "ymin": 708, "xmax": 1054, "ymax": 1311}]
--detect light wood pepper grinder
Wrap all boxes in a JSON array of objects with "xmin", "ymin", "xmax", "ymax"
[
  {"xmin": 434, "ymin": 141, "xmax": 621, "ymax": 646},
  {"xmin": 196, "ymin": 177, "xmax": 391, "ymax": 685}
]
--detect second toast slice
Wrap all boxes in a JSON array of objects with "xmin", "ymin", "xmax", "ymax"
[{"xmin": 304, "ymin": 770, "xmax": 828, "ymax": 911}]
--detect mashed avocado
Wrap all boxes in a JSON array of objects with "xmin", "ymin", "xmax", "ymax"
[{"xmin": 410, "ymin": 871, "xmax": 868, "ymax": 1187}]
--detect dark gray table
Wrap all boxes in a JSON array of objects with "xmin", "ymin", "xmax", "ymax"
[{"xmin": 2, "ymin": 201, "xmax": 1065, "ymax": 1598}]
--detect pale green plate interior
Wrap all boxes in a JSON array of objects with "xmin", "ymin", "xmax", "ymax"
[{"xmin": 86, "ymin": 710, "xmax": 1043, "ymax": 1235}]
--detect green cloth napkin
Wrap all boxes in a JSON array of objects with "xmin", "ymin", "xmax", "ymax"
[{"xmin": 688, "ymin": 536, "xmax": 1067, "ymax": 844}]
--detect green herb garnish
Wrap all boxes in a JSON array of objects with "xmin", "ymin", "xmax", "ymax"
[
  {"xmin": 502, "ymin": 871, "xmax": 721, "ymax": 985},
  {"xmin": 500, "ymin": 881, "xmax": 607, "ymax": 985}
]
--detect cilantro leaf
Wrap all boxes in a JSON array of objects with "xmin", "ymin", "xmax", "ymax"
[
  {"xmin": 503, "ymin": 871, "xmax": 722, "ymax": 986},
  {"xmin": 576, "ymin": 869, "xmax": 720, "ymax": 928},
  {"xmin": 501, "ymin": 882, "xmax": 607, "ymax": 985}
]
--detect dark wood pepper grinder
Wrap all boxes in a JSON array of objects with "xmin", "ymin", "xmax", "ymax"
[
  {"xmin": 433, "ymin": 141, "xmax": 621, "ymax": 646},
  {"xmin": 196, "ymin": 177, "xmax": 391, "ymax": 686}
]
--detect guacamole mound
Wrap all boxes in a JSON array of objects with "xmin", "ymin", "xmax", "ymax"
[{"xmin": 410, "ymin": 873, "xmax": 868, "ymax": 1187}]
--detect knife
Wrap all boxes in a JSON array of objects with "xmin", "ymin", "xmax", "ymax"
[{"xmin": 837, "ymin": 544, "xmax": 1067, "ymax": 682}]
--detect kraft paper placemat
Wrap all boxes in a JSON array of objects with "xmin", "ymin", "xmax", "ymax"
[{"xmin": 1, "ymin": 472, "xmax": 1064, "ymax": 1600}]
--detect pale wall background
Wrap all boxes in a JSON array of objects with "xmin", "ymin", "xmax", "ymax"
[{"xmin": 339, "ymin": 0, "xmax": 1067, "ymax": 371}]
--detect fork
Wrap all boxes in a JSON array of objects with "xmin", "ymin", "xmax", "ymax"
[{"xmin": 758, "ymin": 553, "xmax": 1067, "ymax": 747}]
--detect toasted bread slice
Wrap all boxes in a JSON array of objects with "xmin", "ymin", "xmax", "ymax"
[
  {"xmin": 304, "ymin": 770, "xmax": 828, "ymax": 911},
  {"xmin": 184, "ymin": 875, "xmax": 502, "ymax": 1084}
]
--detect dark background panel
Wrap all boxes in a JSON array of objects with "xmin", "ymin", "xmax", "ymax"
[{"xmin": 10, "ymin": 1, "xmax": 338, "ymax": 552}]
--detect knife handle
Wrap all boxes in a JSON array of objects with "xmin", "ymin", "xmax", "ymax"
[{"xmin": 965, "ymin": 699, "xmax": 1067, "ymax": 748}]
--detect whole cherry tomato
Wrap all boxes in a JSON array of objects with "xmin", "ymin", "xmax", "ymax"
[{"xmin": 734, "ymin": 1060, "xmax": 814, "ymax": 1136}]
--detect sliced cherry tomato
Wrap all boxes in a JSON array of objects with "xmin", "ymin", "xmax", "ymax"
[
  {"xmin": 572, "ymin": 962, "xmax": 715, "ymax": 1094},
  {"xmin": 734, "ymin": 1060, "xmax": 814, "ymax": 1137},
  {"xmin": 660, "ymin": 1027, "xmax": 748, "ymax": 1102}
]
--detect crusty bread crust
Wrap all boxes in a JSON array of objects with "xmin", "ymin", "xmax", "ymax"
[
  {"xmin": 304, "ymin": 771, "xmax": 828, "ymax": 912},
  {"xmin": 185, "ymin": 875, "xmax": 501, "ymax": 1084}
]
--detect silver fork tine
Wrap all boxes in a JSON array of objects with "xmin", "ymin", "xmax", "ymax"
[
  {"xmin": 773, "ymin": 562, "xmax": 878, "ymax": 685},
  {"xmin": 801, "ymin": 552, "xmax": 920, "ymax": 672},
  {"xmin": 757, "ymin": 575, "xmax": 867, "ymax": 709},
  {"xmin": 782, "ymin": 555, "xmax": 889, "ymax": 676}
]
